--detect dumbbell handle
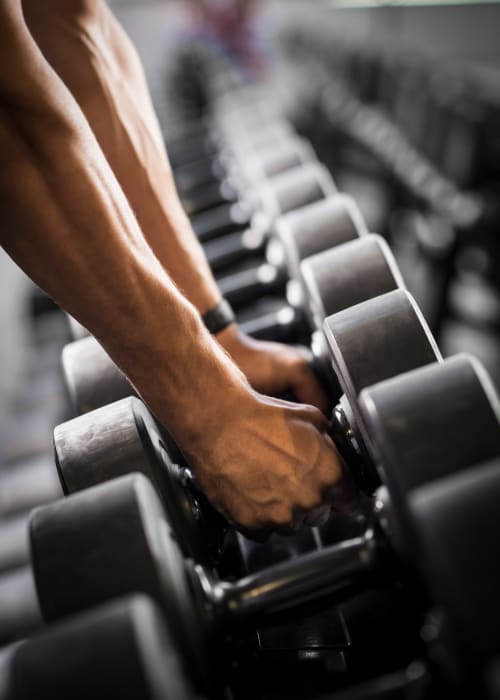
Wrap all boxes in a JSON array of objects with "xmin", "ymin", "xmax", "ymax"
[
  {"xmin": 201, "ymin": 525, "xmax": 381, "ymax": 626},
  {"xmin": 240, "ymin": 305, "xmax": 305, "ymax": 343},
  {"xmin": 193, "ymin": 202, "xmax": 250, "ymax": 243},
  {"xmin": 218, "ymin": 264, "xmax": 288, "ymax": 309},
  {"xmin": 204, "ymin": 228, "xmax": 266, "ymax": 272}
]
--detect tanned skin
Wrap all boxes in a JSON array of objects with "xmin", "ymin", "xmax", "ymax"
[
  {"xmin": 23, "ymin": 0, "xmax": 328, "ymax": 410},
  {"xmin": 0, "ymin": 0, "xmax": 354, "ymax": 534}
]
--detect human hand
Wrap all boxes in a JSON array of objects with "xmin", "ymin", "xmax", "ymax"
[
  {"xmin": 179, "ymin": 386, "xmax": 358, "ymax": 538},
  {"xmin": 217, "ymin": 324, "xmax": 330, "ymax": 415}
]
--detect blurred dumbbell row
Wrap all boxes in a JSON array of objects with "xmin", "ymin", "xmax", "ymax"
[
  {"xmin": 0, "ymin": 80, "xmax": 499, "ymax": 700},
  {"xmin": 275, "ymin": 23, "xmax": 500, "ymax": 393}
]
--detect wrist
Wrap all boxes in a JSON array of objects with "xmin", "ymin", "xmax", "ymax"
[{"xmin": 202, "ymin": 298, "xmax": 235, "ymax": 335}]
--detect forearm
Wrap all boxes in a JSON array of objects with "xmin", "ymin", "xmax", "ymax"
[
  {"xmin": 0, "ymin": 55, "xmax": 243, "ymax": 438},
  {"xmin": 24, "ymin": 0, "xmax": 222, "ymax": 314}
]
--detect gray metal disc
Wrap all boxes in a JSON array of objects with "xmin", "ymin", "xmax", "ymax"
[
  {"xmin": 9, "ymin": 595, "xmax": 196, "ymax": 699},
  {"xmin": 409, "ymin": 459, "xmax": 500, "ymax": 678},
  {"xmin": 323, "ymin": 288, "xmax": 441, "ymax": 405},
  {"xmin": 54, "ymin": 398, "xmax": 222, "ymax": 566},
  {"xmin": 30, "ymin": 474, "xmax": 208, "ymax": 684},
  {"xmin": 256, "ymin": 163, "xmax": 336, "ymax": 220},
  {"xmin": 61, "ymin": 336, "xmax": 134, "ymax": 415},
  {"xmin": 359, "ymin": 354, "xmax": 500, "ymax": 498},
  {"xmin": 323, "ymin": 289, "xmax": 441, "ymax": 474},
  {"xmin": 301, "ymin": 233, "xmax": 405, "ymax": 332},
  {"xmin": 276, "ymin": 193, "xmax": 368, "ymax": 281},
  {"xmin": 243, "ymin": 137, "xmax": 315, "ymax": 182}
]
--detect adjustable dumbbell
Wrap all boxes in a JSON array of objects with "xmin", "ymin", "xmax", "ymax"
[
  {"xmin": 0, "ymin": 595, "xmax": 197, "ymax": 699},
  {"xmin": 54, "ymin": 288, "xmax": 441, "ymax": 573},
  {"xmin": 24, "ymin": 364, "xmax": 500, "ymax": 692}
]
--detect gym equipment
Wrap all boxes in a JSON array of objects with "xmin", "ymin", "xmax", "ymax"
[
  {"xmin": 179, "ymin": 136, "xmax": 317, "ymax": 217},
  {"xmin": 54, "ymin": 289, "xmax": 440, "ymax": 571},
  {"xmin": 209, "ymin": 194, "xmax": 367, "ymax": 308},
  {"xmin": 0, "ymin": 595, "xmax": 197, "ymax": 699},
  {"xmin": 60, "ymin": 228, "xmax": 405, "ymax": 415},
  {"xmin": 0, "ymin": 455, "xmax": 61, "ymax": 519},
  {"xmin": 409, "ymin": 458, "xmax": 500, "ymax": 688},
  {"xmin": 192, "ymin": 162, "xmax": 336, "ymax": 245},
  {"xmin": 28, "ymin": 363, "xmax": 500, "ymax": 690}
]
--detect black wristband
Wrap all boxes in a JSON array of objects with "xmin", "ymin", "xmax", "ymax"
[{"xmin": 202, "ymin": 299, "xmax": 236, "ymax": 335}]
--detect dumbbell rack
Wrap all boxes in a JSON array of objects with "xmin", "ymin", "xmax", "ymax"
[{"xmin": 0, "ymin": 18, "xmax": 499, "ymax": 700}]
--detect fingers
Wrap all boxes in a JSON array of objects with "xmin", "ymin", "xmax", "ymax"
[
  {"xmin": 290, "ymin": 364, "xmax": 331, "ymax": 416},
  {"xmin": 321, "ymin": 444, "xmax": 360, "ymax": 514}
]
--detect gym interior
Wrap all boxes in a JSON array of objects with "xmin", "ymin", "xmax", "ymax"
[{"xmin": 0, "ymin": 0, "xmax": 499, "ymax": 698}]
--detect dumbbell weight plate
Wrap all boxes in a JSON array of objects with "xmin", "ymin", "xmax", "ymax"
[
  {"xmin": 301, "ymin": 233, "xmax": 405, "ymax": 333},
  {"xmin": 31, "ymin": 358, "xmax": 500, "ymax": 694},
  {"xmin": 240, "ymin": 137, "xmax": 317, "ymax": 184},
  {"xmin": 30, "ymin": 474, "xmax": 211, "ymax": 689},
  {"xmin": 409, "ymin": 459, "xmax": 500, "ymax": 681},
  {"xmin": 251, "ymin": 163, "xmax": 336, "ymax": 225},
  {"xmin": 275, "ymin": 194, "xmax": 368, "ymax": 282},
  {"xmin": 54, "ymin": 397, "xmax": 225, "ymax": 565},
  {"xmin": 323, "ymin": 289, "xmax": 441, "ymax": 492},
  {"xmin": 7, "ymin": 595, "xmax": 196, "ymax": 699},
  {"xmin": 358, "ymin": 353, "xmax": 500, "ymax": 549},
  {"xmin": 62, "ymin": 336, "xmax": 132, "ymax": 416}
]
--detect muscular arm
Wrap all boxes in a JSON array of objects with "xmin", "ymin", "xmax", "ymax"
[
  {"xmin": 0, "ymin": 0, "xmax": 353, "ymax": 532},
  {"xmin": 22, "ymin": 0, "xmax": 328, "ymax": 411},
  {"xmin": 23, "ymin": 0, "xmax": 219, "ymax": 314}
]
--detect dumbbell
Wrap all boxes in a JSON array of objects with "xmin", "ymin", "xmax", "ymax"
[
  {"xmin": 0, "ymin": 595, "xmax": 197, "ymax": 699},
  {"xmin": 167, "ymin": 90, "xmax": 285, "ymax": 171},
  {"xmin": 179, "ymin": 135, "xmax": 318, "ymax": 218},
  {"xmin": 0, "ymin": 455, "xmax": 61, "ymax": 574},
  {"xmin": 171, "ymin": 114, "xmax": 295, "ymax": 205},
  {"xmin": 64, "ymin": 192, "xmax": 369, "ymax": 348},
  {"xmin": 23, "ymin": 359, "xmax": 500, "ymax": 691},
  {"xmin": 192, "ymin": 161, "xmax": 336, "ymax": 248},
  {"xmin": 0, "ymin": 455, "xmax": 62, "ymax": 520},
  {"xmin": 60, "ymin": 215, "xmax": 404, "ymax": 416},
  {"xmin": 54, "ymin": 288, "xmax": 441, "ymax": 573},
  {"xmin": 408, "ymin": 458, "xmax": 500, "ymax": 690},
  {"xmin": 207, "ymin": 193, "xmax": 368, "ymax": 310}
]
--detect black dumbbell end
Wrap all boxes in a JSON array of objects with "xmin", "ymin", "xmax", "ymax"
[{"xmin": 9, "ymin": 595, "xmax": 197, "ymax": 700}]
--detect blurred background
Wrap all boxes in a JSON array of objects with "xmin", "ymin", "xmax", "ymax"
[{"xmin": 1, "ymin": 0, "xmax": 499, "ymax": 454}]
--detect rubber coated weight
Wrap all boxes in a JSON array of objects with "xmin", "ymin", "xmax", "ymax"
[
  {"xmin": 238, "ymin": 137, "xmax": 317, "ymax": 185},
  {"xmin": 5, "ymin": 595, "xmax": 196, "ymax": 699},
  {"xmin": 409, "ymin": 459, "xmax": 500, "ymax": 684},
  {"xmin": 61, "ymin": 336, "xmax": 132, "ymax": 415},
  {"xmin": 0, "ymin": 513, "xmax": 30, "ymax": 572},
  {"xmin": 274, "ymin": 194, "xmax": 369, "ymax": 281},
  {"xmin": 251, "ymin": 163, "xmax": 336, "ymax": 223},
  {"xmin": 0, "ymin": 566, "xmax": 42, "ymax": 644},
  {"xmin": 358, "ymin": 353, "xmax": 500, "ymax": 539},
  {"xmin": 30, "ymin": 475, "xmax": 210, "ymax": 686},
  {"xmin": 0, "ymin": 455, "xmax": 62, "ymax": 518},
  {"xmin": 323, "ymin": 289, "xmax": 441, "ymax": 492},
  {"xmin": 209, "ymin": 192, "xmax": 366, "ymax": 302},
  {"xmin": 195, "ymin": 163, "xmax": 335, "ymax": 245},
  {"xmin": 29, "ymin": 406, "xmax": 500, "ymax": 697},
  {"xmin": 54, "ymin": 397, "xmax": 225, "ymax": 565},
  {"xmin": 62, "ymin": 299, "xmax": 306, "ymax": 415},
  {"xmin": 300, "ymin": 234, "xmax": 405, "ymax": 332}
]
